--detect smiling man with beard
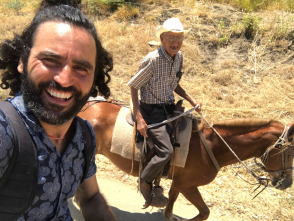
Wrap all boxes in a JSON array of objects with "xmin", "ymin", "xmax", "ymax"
[
  {"xmin": 19, "ymin": 21, "xmax": 94, "ymax": 127},
  {"xmin": 0, "ymin": 0, "xmax": 115, "ymax": 221}
]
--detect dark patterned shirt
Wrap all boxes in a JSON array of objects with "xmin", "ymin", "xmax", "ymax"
[
  {"xmin": 0, "ymin": 94, "xmax": 96, "ymax": 221},
  {"xmin": 128, "ymin": 46, "xmax": 183, "ymax": 104}
]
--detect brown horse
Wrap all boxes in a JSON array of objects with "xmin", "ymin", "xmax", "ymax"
[{"xmin": 78, "ymin": 100, "xmax": 294, "ymax": 221}]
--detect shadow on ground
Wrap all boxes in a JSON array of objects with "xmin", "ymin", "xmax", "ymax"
[
  {"xmin": 69, "ymin": 197, "xmax": 183, "ymax": 221},
  {"xmin": 111, "ymin": 207, "xmax": 183, "ymax": 221}
]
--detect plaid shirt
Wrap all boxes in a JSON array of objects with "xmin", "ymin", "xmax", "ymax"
[{"xmin": 128, "ymin": 46, "xmax": 183, "ymax": 104}]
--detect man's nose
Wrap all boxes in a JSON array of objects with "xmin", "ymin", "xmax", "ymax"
[{"xmin": 53, "ymin": 65, "xmax": 73, "ymax": 87}]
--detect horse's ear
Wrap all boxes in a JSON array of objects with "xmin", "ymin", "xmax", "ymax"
[
  {"xmin": 287, "ymin": 123, "xmax": 294, "ymax": 144},
  {"xmin": 175, "ymin": 99, "xmax": 184, "ymax": 113},
  {"xmin": 285, "ymin": 123, "xmax": 294, "ymax": 156}
]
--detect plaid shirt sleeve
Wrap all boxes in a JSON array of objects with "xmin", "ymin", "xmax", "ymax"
[{"xmin": 128, "ymin": 56, "xmax": 153, "ymax": 90}]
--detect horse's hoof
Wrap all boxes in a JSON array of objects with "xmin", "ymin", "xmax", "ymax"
[{"xmin": 164, "ymin": 215, "xmax": 181, "ymax": 221}]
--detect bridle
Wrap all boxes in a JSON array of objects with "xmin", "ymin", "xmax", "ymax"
[{"xmin": 254, "ymin": 125, "xmax": 294, "ymax": 184}]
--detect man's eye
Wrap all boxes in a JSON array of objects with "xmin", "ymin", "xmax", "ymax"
[
  {"xmin": 74, "ymin": 66, "xmax": 89, "ymax": 76},
  {"xmin": 42, "ymin": 58, "xmax": 59, "ymax": 65},
  {"xmin": 74, "ymin": 66, "xmax": 87, "ymax": 72}
]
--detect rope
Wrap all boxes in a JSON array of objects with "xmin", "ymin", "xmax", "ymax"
[{"xmin": 147, "ymin": 104, "xmax": 199, "ymax": 129}]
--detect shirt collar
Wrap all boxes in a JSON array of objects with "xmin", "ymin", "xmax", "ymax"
[{"xmin": 9, "ymin": 93, "xmax": 42, "ymax": 132}]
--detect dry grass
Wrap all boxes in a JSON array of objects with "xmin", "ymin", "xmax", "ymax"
[
  {"xmin": 207, "ymin": 0, "xmax": 294, "ymax": 12},
  {"xmin": 1, "ymin": 0, "xmax": 294, "ymax": 220}
]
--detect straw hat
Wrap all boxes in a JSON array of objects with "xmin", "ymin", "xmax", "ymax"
[{"xmin": 155, "ymin": 17, "xmax": 191, "ymax": 39}]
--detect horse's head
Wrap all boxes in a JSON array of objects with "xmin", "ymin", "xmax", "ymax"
[{"xmin": 261, "ymin": 123, "xmax": 294, "ymax": 190}]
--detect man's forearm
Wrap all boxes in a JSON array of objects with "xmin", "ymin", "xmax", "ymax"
[
  {"xmin": 175, "ymin": 84, "xmax": 201, "ymax": 112},
  {"xmin": 130, "ymin": 86, "xmax": 148, "ymax": 137},
  {"xmin": 79, "ymin": 192, "xmax": 116, "ymax": 221},
  {"xmin": 130, "ymin": 87, "xmax": 140, "ymax": 118},
  {"xmin": 175, "ymin": 85, "xmax": 197, "ymax": 105}
]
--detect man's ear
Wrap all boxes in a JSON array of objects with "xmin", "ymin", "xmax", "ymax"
[
  {"xmin": 17, "ymin": 59, "xmax": 24, "ymax": 74},
  {"xmin": 160, "ymin": 33, "xmax": 165, "ymax": 44},
  {"xmin": 160, "ymin": 34, "xmax": 164, "ymax": 43}
]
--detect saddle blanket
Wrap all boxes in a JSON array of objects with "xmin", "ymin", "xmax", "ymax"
[{"xmin": 110, "ymin": 106, "xmax": 192, "ymax": 168}]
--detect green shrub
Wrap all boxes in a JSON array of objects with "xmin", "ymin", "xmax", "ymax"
[
  {"xmin": 242, "ymin": 14, "xmax": 259, "ymax": 39},
  {"xmin": 217, "ymin": 18, "xmax": 230, "ymax": 46},
  {"xmin": 85, "ymin": 0, "xmax": 138, "ymax": 15},
  {"xmin": 219, "ymin": 35, "xmax": 229, "ymax": 46},
  {"xmin": 6, "ymin": 0, "xmax": 24, "ymax": 15}
]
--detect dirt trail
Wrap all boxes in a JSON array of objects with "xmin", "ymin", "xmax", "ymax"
[
  {"xmin": 68, "ymin": 155, "xmax": 294, "ymax": 221},
  {"xmin": 69, "ymin": 176, "xmax": 210, "ymax": 221}
]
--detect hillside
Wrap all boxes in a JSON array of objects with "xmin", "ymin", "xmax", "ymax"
[
  {"xmin": 0, "ymin": 0, "xmax": 294, "ymax": 220},
  {"xmin": 95, "ymin": 1, "xmax": 294, "ymax": 124}
]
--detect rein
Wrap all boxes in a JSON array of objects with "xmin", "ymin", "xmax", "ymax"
[
  {"xmin": 80, "ymin": 100, "xmax": 101, "ymax": 112},
  {"xmin": 146, "ymin": 104, "xmax": 200, "ymax": 129},
  {"xmin": 80, "ymin": 98, "xmax": 127, "ymax": 112}
]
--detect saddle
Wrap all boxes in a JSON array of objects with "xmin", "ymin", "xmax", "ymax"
[{"xmin": 126, "ymin": 100, "xmax": 201, "ymax": 176}]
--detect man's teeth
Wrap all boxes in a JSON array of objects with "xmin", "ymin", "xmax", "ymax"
[{"xmin": 47, "ymin": 89, "xmax": 71, "ymax": 99}]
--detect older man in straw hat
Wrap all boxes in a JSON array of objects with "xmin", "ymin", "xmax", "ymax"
[{"xmin": 128, "ymin": 17, "xmax": 201, "ymax": 208}]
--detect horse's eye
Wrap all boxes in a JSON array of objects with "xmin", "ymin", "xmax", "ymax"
[{"xmin": 274, "ymin": 145, "xmax": 282, "ymax": 150}]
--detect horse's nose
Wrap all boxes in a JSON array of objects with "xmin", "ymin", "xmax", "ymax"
[{"xmin": 272, "ymin": 178, "xmax": 293, "ymax": 190}]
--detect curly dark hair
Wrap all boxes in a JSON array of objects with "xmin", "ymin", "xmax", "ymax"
[{"xmin": 0, "ymin": 0, "xmax": 112, "ymax": 98}]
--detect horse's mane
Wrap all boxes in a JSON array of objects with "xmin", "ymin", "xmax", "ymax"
[{"xmin": 212, "ymin": 118, "xmax": 272, "ymax": 127}]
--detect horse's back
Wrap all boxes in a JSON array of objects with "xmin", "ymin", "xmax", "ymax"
[
  {"xmin": 79, "ymin": 101, "xmax": 122, "ymax": 154},
  {"xmin": 213, "ymin": 118, "xmax": 272, "ymax": 127}
]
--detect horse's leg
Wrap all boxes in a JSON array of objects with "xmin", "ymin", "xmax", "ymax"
[
  {"xmin": 164, "ymin": 182, "xmax": 179, "ymax": 220},
  {"xmin": 181, "ymin": 187, "xmax": 210, "ymax": 221}
]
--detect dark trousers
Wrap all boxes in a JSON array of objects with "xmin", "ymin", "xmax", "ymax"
[{"xmin": 139, "ymin": 103, "xmax": 174, "ymax": 183}]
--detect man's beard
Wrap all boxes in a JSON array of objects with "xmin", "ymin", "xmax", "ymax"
[{"xmin": 21, "ymin": 69, "xmax": 92, "ymax": 125}]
